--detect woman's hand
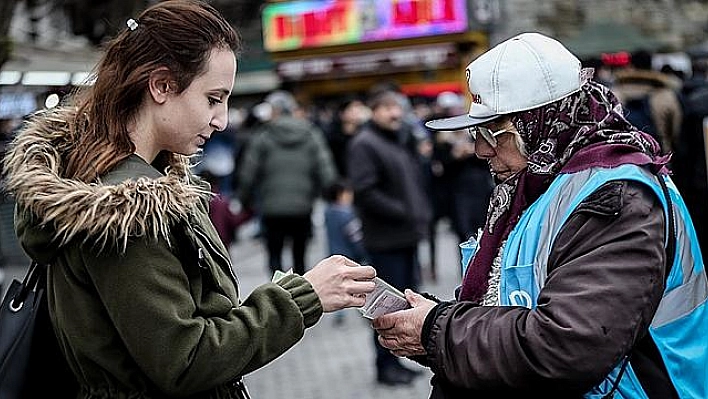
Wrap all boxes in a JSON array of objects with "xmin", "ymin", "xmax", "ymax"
[
  {"xmin": 372, "ymin": 290, "xmax": 436, "ymax": 357},
  {"xmin": 303, "ymin": 255, "xmax": 376, "ymax": 312}
]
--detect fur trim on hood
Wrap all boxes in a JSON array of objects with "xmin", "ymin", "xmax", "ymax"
[{"xmin": 2, "ymin": 107, "xmax": 211, "ymax": 253}]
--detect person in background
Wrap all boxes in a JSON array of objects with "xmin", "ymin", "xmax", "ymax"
[
  {"xmin": 1, "ymin": 2, "xmax": 376, "ymax": 397},
  {"xmin": 325, "ymin": 96, "xmax": 370, "ymax": 178},
  {"xmin": 201, "ymin": 170, "xmax": 252, "ymax": 249},
  {"xmin": 238, "ymin": 89, "xmax": 337, "ymax": 276},
  {"xmin": 373, "ymin": 32, "xmax": 707, "ymax": 398},
  {"xmin": 421, "ymin": 93, "xmax": 458, "ymax": 282},
  {"xmin": 367, "ymin": 82, "xmax": 434, "ymax": 283},
  {"xmin": 427, "ymin": 91, "xmax": 494, "ymax": 271},
  {"xmin": 612, "ymin": 49, "xmax": 684, "ymax": 154},
  {"xmin": 322, "ymin": 179, "xmax": 370, "ymax": 325},
  {"xmin": 197, "ymin": 121, "xmax": 249, "ymax": 248},
  {"xmin": 673, "ymin": 61, "xmax": 708, "ymax": 260},
  {"xmin": 681, "ymin": 57, "xmax": 708, "ymax": 98},
  {"xmin": 230, "ymin": 101, "xmax": 272, "ymax": 240},
  {"xmin": 347, "ymin": 86, "xmax": 432, "ymax": 386}
]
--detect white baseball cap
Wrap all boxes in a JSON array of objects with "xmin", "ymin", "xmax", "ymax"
[{"xmin": 426, "ymin": 32, "xmax": 591, "ymax": 131}]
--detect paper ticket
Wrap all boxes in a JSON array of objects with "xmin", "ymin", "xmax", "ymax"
[{"xmin": 360, "ymin": 277, "xmax": 410, "ymax": 319}]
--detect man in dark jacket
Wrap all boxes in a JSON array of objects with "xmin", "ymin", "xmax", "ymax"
[
  {"xmin": 673, "ymin": 80, "xmax": 708, "ymax": 259},
  {"xmin": 347, "ymin": 87, "xmax": 432, "ymax": 386}
]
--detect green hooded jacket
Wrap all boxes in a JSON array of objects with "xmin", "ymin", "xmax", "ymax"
[
  {"xmin": 2, "ymin": 107, "xmax": 323, "ymax": 399},
  {"xmin": 237, "ymin": 115, "xmax": 337, "ymax": 216}
]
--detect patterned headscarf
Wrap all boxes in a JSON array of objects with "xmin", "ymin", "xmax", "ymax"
[{"xmin": 458, "ymin": 80, "xmax": 670, "ymax": 303}]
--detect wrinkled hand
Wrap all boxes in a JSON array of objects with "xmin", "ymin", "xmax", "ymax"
[
  {"xmin": 303, "ymin": 255, "xmax": 376, "ymax": 312},
  {"xmin": 372, "ymin": 290, "xmax": 436, "ymax": 357}
]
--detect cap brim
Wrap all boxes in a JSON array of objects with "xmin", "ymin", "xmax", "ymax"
[{"xmin": 425, "ymin": 113, "xmax": 500, "ymax": 131}]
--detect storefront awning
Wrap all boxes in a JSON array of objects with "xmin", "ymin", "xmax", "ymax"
[
  {"xmin": 0, "ymin": 42, "xmax": 279, "ymax": 95},
  {"xmin": 0, "ymin": 43, "xmax": 99, "ymax": 86},
  {"xmin": 564, "ymin": 22, "xmax": 661, "ymax": 59}
]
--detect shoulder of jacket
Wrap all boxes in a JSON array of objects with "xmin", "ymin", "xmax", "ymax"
[
  {"xmin": 574, "ymin": 181, "xmax": 625, "ymax": 216},
  {"xmin": 574, "ymin": 179, "xmax": 662, "ymax": 218},
  {"xmin": 100, "ymin": 155, "xmax": 163, "ymax": 184}
]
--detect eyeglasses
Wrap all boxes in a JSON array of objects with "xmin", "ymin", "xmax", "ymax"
[{"xmin": 467, "ymin": 126, "xmax": 507, "ymax": 148}]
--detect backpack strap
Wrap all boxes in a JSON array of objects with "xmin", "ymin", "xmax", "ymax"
[{"xmin": 657, "ymin": 176, "xmax": 676, "ymax": 278}]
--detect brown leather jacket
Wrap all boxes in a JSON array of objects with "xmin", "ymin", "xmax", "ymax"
[{"xmin": 421, "ymin": 180, "xmax": 671, "ymax": 398}]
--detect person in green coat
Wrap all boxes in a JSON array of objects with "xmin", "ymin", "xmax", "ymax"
[{"xmin": 1, "ymin": 1, "xmax": 376, "ymax": 398}]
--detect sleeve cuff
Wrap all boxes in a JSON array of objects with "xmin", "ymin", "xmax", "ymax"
[
  {"xmin": 276, "ymin": 274, "xmax": 323, "ymax": 328},
  {"xmin": 422, "ymin": 301, "xmax": 455, "ymax": 368}
]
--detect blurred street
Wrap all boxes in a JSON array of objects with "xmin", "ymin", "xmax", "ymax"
[
  {"xmin": 1, "ymin": 206, "xmax": 464, "ymax": 399},
  {"xmin": 236, "ymin": 213, "xmax": 462, "ymax": 399}
]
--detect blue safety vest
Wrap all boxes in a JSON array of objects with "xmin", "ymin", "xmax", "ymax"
[{"xmin": 496, "ymin": 164, "xmax": 707, "ymax": 398}]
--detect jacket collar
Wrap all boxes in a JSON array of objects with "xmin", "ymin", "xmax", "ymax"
[{"xmin": 3, "ymin": 107, "xmax": 211, "ymax": 251}]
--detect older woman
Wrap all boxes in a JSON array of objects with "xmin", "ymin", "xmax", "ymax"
[{"xmin": 373, "ymin": 32, "xmax": 707, "ymax": 398}]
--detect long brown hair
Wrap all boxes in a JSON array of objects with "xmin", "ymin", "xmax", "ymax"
[{"xmin": 64, "ymin": 0, "xmax": 241, "ymax": 182}]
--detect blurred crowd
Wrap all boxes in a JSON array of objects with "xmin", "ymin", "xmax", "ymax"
[
  {"xmin": 1, "ymin": 48, "xmax": 707, "ymax": 310},
  {"xmin": 187, "ymin": 49, "xmax": 707, "ymax": 278},
  {"xmin": 193, "ymin": 83, "xmax": 496, "ymax": 283}
]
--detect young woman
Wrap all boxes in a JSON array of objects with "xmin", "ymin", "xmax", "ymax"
[{"xmin": 2, "ymin": 1, "xmax": 375, "ymax": 398}]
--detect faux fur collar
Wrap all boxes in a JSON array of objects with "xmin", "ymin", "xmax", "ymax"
[{"xmin": 2, "ymin": 107, "xmax": 211, "ymax": 251}]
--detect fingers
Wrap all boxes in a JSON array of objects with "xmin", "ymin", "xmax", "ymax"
[
  {"xmin": 328, "ymin": 254, "xmax": 361, "ymax": 268},
  {"xmin": 306, "ymin": 255, "xmax": 377, "ymax": 312},
  {"xmin": 392, "ymin": 348, "xmax": 425, "ymax": 357},
  {"xmin": 343, "ymin": 263, "xmax": 376, "ymax": 280},
  {"xmin": 348, "ymin": 280, "xmax": 376, "ymax": 296},
  {"xmin": 336, "ymin": 255, "xmax": 360, "ymax": 267},
  {"xmin": 404, "ymin": 289, "xmax": 421, "ymax": 304},
  {"xmin": 347, "ymin": 292, "xmax": 367, "ymax": 308},
  {"xmin": 311, "ymin": 255, "xmax": 357, "ymax": 272},
  {"xmin": 378, "ymin": 334, "xmax": 396, "ymax": 350},
  {"xmin": 336, "ymin": 281, "xmax": 373, "ymax": 309},
  {"xmin": 378, "ymin": 334, "xmax": 425, "ymax": 357},
  {"xmin": 404, "ymin": 289, "xmax": 430, "ymax": 307},
  {"xmin": 326, "ymin": 255, "xmax": 376, "ymax": 279},
  {"xmin": 355, "ymin": 265, "xmax": 377, "ymax": 280},
  {"xmin": 372, "ymin": 313, "xmax": 396, "ymax": 330},
  {"xmin": 333, "ymin": 258, "xmax": 376, "ymax": 295}
]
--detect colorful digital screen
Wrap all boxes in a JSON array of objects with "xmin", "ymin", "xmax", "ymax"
[{"xmin": 263, "ymin": 0, "xmax": 469, "ymax": 52}]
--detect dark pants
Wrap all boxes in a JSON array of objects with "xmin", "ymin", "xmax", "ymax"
[
  {"xmin": 368, "ymin": 246, "xmax": 419, "ymax": 371},
  {"xmin": 261, "ymin": 214, "xmax": 311, "ymax": 276}
]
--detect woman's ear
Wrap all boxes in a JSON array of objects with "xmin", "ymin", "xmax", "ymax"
[{"xmin": 148, "ymin": 68, "xmax": 174, "ymax": 104}]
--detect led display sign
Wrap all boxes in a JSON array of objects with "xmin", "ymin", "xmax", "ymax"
[
  {"xmin": 276, "ymin": 44, "xmax": 458, "ymax": 80},
  {"xmin": 263, "ymin": 0, "xmax": 468, "ymax": 52}
]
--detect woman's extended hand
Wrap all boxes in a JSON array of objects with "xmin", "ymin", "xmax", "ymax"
[
  {"xmin": 303, "ymin": 255, "xmax": 376, "ymax": 312},
  {"xmin": 372, "ymin": 290, "xmax": 436, "ymax": 357}
]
